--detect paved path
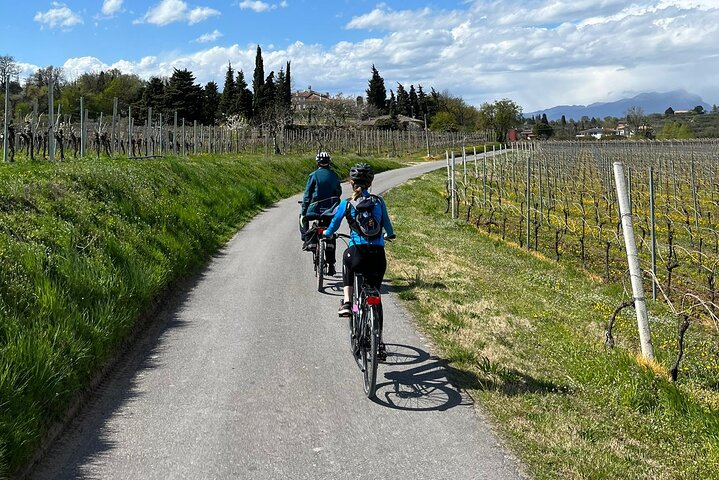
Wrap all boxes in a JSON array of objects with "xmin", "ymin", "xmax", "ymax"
[{"xmin": 30, "ymin": 158, "xmax": 524, "ymax": 480}]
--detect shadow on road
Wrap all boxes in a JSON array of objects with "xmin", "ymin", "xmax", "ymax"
[
  {"xmin": 372, "ymin": 344, "xmax": 471, "ymax": 412},
  {"xmin": 26, "ymin": 258, "xmax": 214, "ymax": 479}
]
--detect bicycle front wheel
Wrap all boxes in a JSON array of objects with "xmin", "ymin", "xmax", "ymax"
[
  {"xmin": 362, "ymin": 305, "xmax": 379, "ymax": 399},
  {"xmin": 317, "ymin": 240, "xmax": 325, "ymax": 291}
]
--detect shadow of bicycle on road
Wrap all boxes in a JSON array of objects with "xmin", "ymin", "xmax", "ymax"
[{"xmin": 372, "ymin": 344, "xmax": 472, "ymax": 412}]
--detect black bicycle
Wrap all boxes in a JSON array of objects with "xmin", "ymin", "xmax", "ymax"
[
  {"xmin": 301, "ymin": 209, "xmax": 337, "ymax": 292},
  {"xmin": 335, "ymin": 233, "xmax": 385, "ymax": 399}
]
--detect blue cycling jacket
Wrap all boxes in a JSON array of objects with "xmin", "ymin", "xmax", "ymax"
[
  {"xmin": 323, "ymin": 189, "xmax": 395, "ymax": 247},
  {"xmin": 302, "ymin": 167, "xmax": 342, "ymax": 218}
]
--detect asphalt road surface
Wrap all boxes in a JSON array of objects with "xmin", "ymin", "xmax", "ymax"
[{"xmin": 29, "ymin": 158, "xmax": 525, "ymax": 480}]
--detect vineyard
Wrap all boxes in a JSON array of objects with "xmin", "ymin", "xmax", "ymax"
[
  {"xmin": 1, "ymin": 97, "xmax": 490, "ymax": 162},
  {"xmin": 448, "ymin": 140, "xmax": 719, "ymax": 382}
]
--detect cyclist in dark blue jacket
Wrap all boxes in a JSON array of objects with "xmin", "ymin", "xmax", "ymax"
[
  {"xmin": 323, "ymin": 163, "xmax": 395, "ymax": 318},
  {"xmin": 300, "ymin": 152, "xmax": 342, "ymax": 274}
]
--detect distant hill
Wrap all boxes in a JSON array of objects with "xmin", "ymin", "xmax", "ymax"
[{"xmin": 527, "ymin": 90, "xmax": 711, "ymax": 122}]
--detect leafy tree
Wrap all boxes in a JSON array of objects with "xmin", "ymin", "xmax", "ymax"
[
  {"xmin": 0, "ymin": 55, "xmax": 20, "ymax": 88},
  {"xmin": 430, "ymin": 111, "xmax": 458, "ymax": 132},
  {"xmin": 712, "ymin": 104, "xmax": 718, "ymax": 114},
  {"xmin": 665, "ymin": 106, "xmax": 675, "ymax": 116},
  {"xmin": 203, "ymin": 81, "xmax": 221, "ymax": 125},
  {"xmin": 219, "ymin": 62, "xmax": 237, "ymax": 119},
  {"xmin": 396, "ymin": 83, "xmax": 410, "ymax": 117},
  {"xmin": 625, "ymin": 106, "xmax": 645, "ymax": 136},
  {"xmin": 657, "ymin": 121, "xmax": 694, "ymax": 140},
  {"xmin": 532, "ymin": 121, "xmax": 554, "ymax": 139},
  {"xmin": 560, "ymin": 115, "xmax": 566, "ymax": 125},
  {"xmin": 694, "ymin": 105, "xmax": 705, "ymax": 114},
  {"xmin": 365, "ymin": 65, "xmax": 387, "ymax": 114},
  {"xmin": 477, "ymin": 98, "xmax": 522, "ymax": 142}
]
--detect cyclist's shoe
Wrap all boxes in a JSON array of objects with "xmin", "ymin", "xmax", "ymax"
[
  {"xmin": 378, "ymin": 342, "xmax": 387, "ymax": 362},
  {"xmin": 338, "ymin": 301, "xmax": 352, "ymax": 317},
  {"xmin": 326, "ymin": 263, "xmax": 336, "ymax": 276}
]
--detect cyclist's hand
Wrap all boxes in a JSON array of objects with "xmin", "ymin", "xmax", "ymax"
[{"xmin": 384, "ymin": 233, "xmax": 396, "ymax": 241}]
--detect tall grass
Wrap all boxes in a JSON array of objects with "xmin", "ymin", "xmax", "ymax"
[{"xmin": 0, "ymin": 153, "xmax": 400, "ymax": 476}]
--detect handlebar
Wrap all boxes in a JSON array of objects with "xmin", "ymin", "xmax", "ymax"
[{"xmin": 327, "ymin": 233, "xmax": 395, "ymax": 241}]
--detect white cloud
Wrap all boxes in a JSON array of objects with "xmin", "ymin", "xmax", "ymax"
[
  {"xmin": 194, "ymin": 29, "xmax": 223, "ymax": 43},
  {"xmin": 57, "ymin": 1, "xmax": 719, "ymax": 112},
  {"xmin": 280, "ymin": 1, "xmax": 289, "ymax": 7},
  {"xmin": 34, "ymin": 2, "xmax": 83, "ymax": 30},
  {"xmin": 101, "ymin": 0, "xmax": 123, "ymax": 16},
  {"xmin": 239, "ymin": 1, "xmax": 279, "ymax": 13},
  {"xmin": 136, "ymin": 0, "xmax": 220, "ymax": 26}
]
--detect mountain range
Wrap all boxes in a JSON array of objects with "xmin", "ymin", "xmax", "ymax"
[{"xmin": 527, "ymin": 90, "xmax": 712, "ymax": 122}]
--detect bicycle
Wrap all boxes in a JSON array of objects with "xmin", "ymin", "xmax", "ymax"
[
  {"xmin": 335, "ymin": 233, "xmax": 386, "ymax": 399},
  {"xmin": 301, "ymin": 208, "xmax": 337, "ymax": 292}
]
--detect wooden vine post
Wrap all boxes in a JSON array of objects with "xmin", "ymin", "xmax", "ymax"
[{"xmin": 614, "ymin": 161, "xmax": 655, "ymax": 360}]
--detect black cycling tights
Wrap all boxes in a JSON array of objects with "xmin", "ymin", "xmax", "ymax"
[{"xmin": 342, "ymin": 245, "xmax": 386, "ymax": 289}]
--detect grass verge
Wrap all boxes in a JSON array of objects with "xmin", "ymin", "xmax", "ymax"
[
  {"xmin": 0, "ymin": 153, "xmax": 400, "ymax": 477},
  {"xmin": 383, "ymin": 169, "xmax": 719, "ymax": 480}
]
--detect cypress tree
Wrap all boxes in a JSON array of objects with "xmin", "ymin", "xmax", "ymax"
[
  {"xmin": 284, "ymin": 61, "xmax": 292, "ymax": 108},
  {"xmin": 365, "ymin": 64, "xmax": 387, "ymax": 114},
  {"xmin": 252, "ymin": 45, "xmax": 265, "ymax": 118},
  {"xmin": 219, "ymin": 62, "xmax": 237, "ymax": 119}
]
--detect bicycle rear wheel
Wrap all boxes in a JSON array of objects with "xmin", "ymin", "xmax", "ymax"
[
  {"xmin": 316, "ymin": 240, "xmax": 325, "ymax": 291},
  {"xmin": 361, "ymin": 304, "xmax": 379, "ymax": 399}
]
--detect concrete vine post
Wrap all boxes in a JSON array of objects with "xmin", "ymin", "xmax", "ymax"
[
  {"xmin": 112, "ymin": 97, "xmax": 118, "ymax": 156},
  {"xmin": 649, "ymin": 166, "xmax": 657, "ymax": 300},
  {"xmin": 2, "ymin": 75, "xmax": 8, "ymax": 163},
  {"xmin": 451, "ymin": 151, "xmax": 456, "ymax": 219},
  {"xmin": 80, "ymin": 96, "xmax": 85, "ymax": 157},
  {"xmin": 48, "ymin": 80, "xmax": 55, "ymax": 162},
  {"xmin": 614, "ymin": 161, "xmax": 655, "ymax": 360}
]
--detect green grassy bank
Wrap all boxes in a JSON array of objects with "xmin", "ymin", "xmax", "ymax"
[
  {"xmin": 0, "ymin": 153, "xmax": 400, "ymax": 477},
  {"xmin": 383, "ymin": 169, "xmax": 719, "ymax": 479}
]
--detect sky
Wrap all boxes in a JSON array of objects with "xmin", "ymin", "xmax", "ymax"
[{"xmin": 1, "ymin": 0, "xmax": 718, "ymax": 112}]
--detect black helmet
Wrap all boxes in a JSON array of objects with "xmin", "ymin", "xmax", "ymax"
[
  {"xmin": 349, "ymin": 163, "xmax": 374, "ymax": 187},
  {"xmin": 316, "ymin": 151, "xmax": 331, "ymax": 166}
]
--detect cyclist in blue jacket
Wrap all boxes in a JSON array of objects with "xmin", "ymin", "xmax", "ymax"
[
  {"xmin": 322, "ymin": 163, "xmax": 395, "ymax": 318},
  {"xmin": 301, "ymin": 151, "xmax": 342, "ymax": 274}
]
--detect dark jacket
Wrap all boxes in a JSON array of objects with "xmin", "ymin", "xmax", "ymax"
[{"xmin": 302, "ymin": 167, "xmax": 342, "ymax": 218}]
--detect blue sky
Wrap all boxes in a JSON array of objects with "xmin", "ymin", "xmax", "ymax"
[{"xmin": 2, "ymin": 0, "xmax": 718, "ymax": 111}]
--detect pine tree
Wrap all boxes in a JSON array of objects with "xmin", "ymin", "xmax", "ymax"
[
  {"xmin": 409, "ymin": 85, "xmax": 420, "ymax": 118},
  {"xmin": 219, "ymin": 62, "xmax": 237, "ymax": 119},
  {"xmin": 236, "ymin": 70, "xmax": 253, "ymax": 120},
  {"xmin": 396, "ymin": 83, "xmax": 410, "ymax": 117},
  {"xmin": 164, "ymin": 68, "xmax": 202, "ymax": 122},
  {"xmin": 417, "ymin": 84, "xmax": 428, "ymax": 117},
  {"xmin": 252, "ymin": 45, "xmax": 265, "ymax": 119},
  {"xmin": 203, "ymin": 81, "xmax": 220, "ymax": 125},
  {"xmin": 142, "ymin": 77, "xmax": 166, "ymax": 122},
  {"xmin": 365, "ymin": 65, "xmax": 387, "ymax": 114}
]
